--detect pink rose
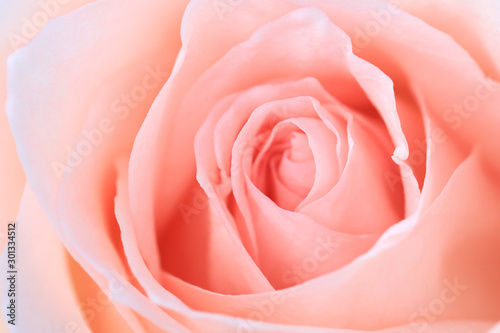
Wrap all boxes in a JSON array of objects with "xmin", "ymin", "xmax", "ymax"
[{"xmin": 2, "ymin": 0, "xmax": 500, "ymax": 332}]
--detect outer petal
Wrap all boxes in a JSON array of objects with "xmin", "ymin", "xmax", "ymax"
[
  {"xmin": 488, "ymin": 322, "xmax": 500, "ymax": 333},
  {"xmin": 5, "ymin": 0, "xmax": 188, "ymax": 317},
  {"xmin": 0, "ymin": 0, "xmax": 97, "ymax": 245},
  {"xmin": 386, "ymin": 0, "xmax": 500, "ymax": 79},
  {"xmin": 4, "ymin": 0, "xmax": 190, "ymax": 331},
  {"xmin": 6, "ymin": 0, "xmax": 186, "ymax": 220},
  {"xmin": 1, "ymin": 187, "xmax": 90, "ymax": 332}
]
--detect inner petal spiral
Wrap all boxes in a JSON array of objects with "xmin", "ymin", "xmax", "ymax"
[{"xmin": 252, "ymin": 126, "xmax": 316, "ymax": 211}]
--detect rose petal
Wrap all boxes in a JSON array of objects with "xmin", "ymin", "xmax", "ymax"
[
  {"xmin": 0, "ymin": 186, "xmax": 137, "ymax": 333},
  {"xmin": 6, "ymin": 0, "xmax": 189, "ymax": 287},
  {"xmin": 0, "ymin": 0, "xmax": 97, "ymax": 244},
  {"xmin": 299, "ymin": 113, "xmax": 404, "ymax": 234},
  {"xmin": 386, "ymin": 0, "xmax": 500, "ymax": 79}
]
